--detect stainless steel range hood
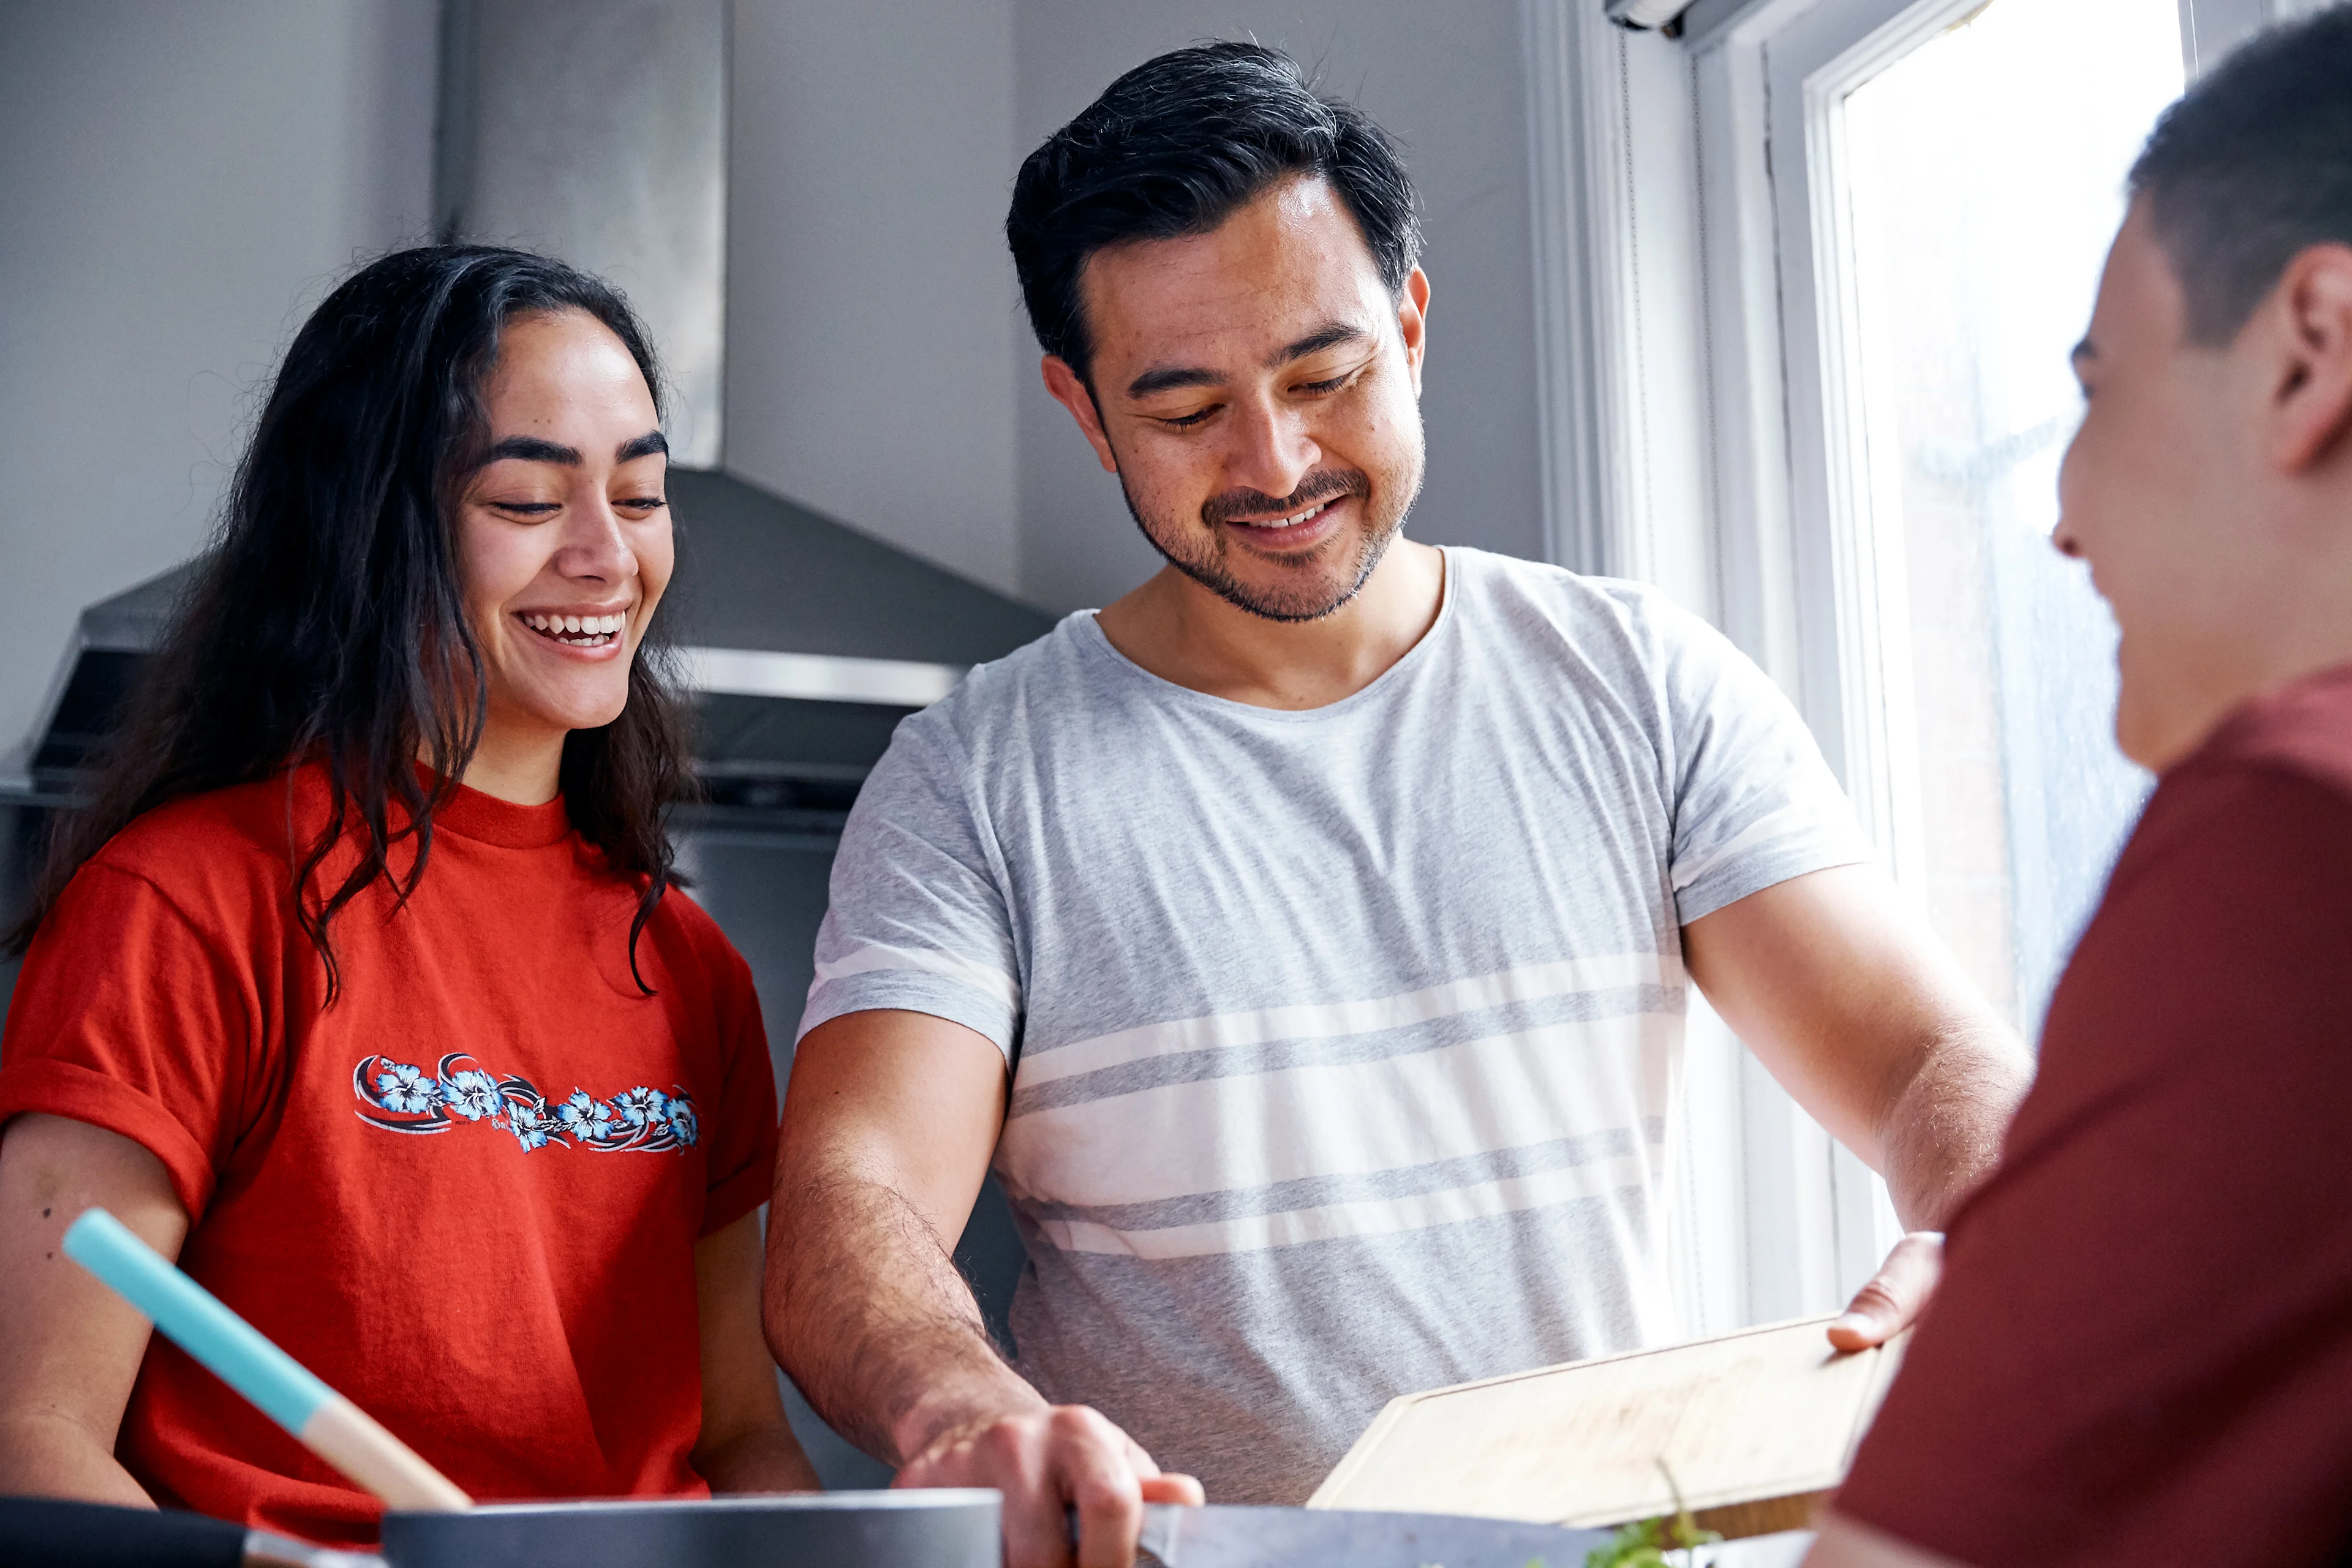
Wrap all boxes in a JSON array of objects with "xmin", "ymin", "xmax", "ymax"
[
  {"xmin": 8, "ymin": 468, "xmax": 1055, "ymax": 826},
  {"xmin": 662, "ymin": 467, "xmax": 1053, "ymax": 828}
]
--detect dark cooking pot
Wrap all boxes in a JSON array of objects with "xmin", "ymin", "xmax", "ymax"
[
  {"xmin": 0, "ymin": 1489, "xmax": 1001, "ymax": 1568},
  {"xmin": 382, "ymin": 1490, "xmax": 1001, "ymax": 1567}
]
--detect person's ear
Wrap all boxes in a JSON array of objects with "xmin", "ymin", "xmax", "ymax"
[
  {"xmin": 2267, "ymin": 241, "xmax": 2352, "ymax": 474},
  {"xmin": 1398, "ymin": 268, "xmax": 1432, "ymax": 397},
  {"xmin": 1041, "ymin": 355, "xmax": 1119, "ymax": 474}
]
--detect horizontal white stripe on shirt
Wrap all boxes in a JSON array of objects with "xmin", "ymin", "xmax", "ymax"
[
  {"xmin": 1668, "ymin": 799, "xmax": 1834, "ymax": 895},
  {"xmin": 1000, "ymin": 1009, "xmax": 1679, "ymax": 1212},
  {"xmin": 808, "ymin": 936, "xmax": 1022, "ymax": 1011},
  {"xmin": 1033, "ymin": 1148, "xmax": 1660, "ymax": 1259},
  {"xmin": 1014, "ymin": 952, "xmax": 1683, "ymax": 1088}
]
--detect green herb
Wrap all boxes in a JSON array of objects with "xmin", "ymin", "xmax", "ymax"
[{"xmin": 1581, "ymin": 1463, "xmax": 1722, "ymax": 1568}]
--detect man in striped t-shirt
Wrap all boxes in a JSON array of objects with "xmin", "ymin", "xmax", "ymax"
[{"xmin": 764, "ymin": 43, "xmax": 2031, "ymax": 1568}]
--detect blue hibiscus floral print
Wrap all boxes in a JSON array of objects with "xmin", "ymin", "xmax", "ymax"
[
  {"xmin": 507, "ymin": 1099, "xmax": 557, "ymax": 1151},
  {"xmin": 442, "ymin": 1069, "xmax": 505, "ymax": 1123},
  {"xmin": 352, "ymin": 1052, "xmax": 699, "ymax": 1155},
  {"xmin": 612, "ymin": 1087, "xmax": 668, "ymax": 1128},
  {"xmin": 556, "ymin": 1090, "xmax": 616, "ymax": 1141},
  {"xmin": 373, "ymin": 1061, "xmax": 441, "ymax": 1116}
]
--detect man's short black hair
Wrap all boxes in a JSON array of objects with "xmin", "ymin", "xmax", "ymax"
[
  {"xmin": 1006, "ymin": 42, "xmax": 1423, "ymax": 382},
  {"xmin": 2130, "ymin": 3, "xmax": 2352, "ymax": 344}
]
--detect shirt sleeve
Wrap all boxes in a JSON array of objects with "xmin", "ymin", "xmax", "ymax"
[
  {"xmin": 1644, "ymin": 595, "xmax": 1872, "ymax": 922},
  {"xmin": 797, "ymin": 711, "xmax": 1022, "ymax": 1059},
  {"xmin": 0, "ymin": 861, "xmax": 260, "ymax": 1217},
  {"xmin": 1834, "ymin": 766, "xmax": 2352, "ymax": 1567},
  {"xmin": 697, "ymin": 937, "xmax": 780, "ymax": 1238}
]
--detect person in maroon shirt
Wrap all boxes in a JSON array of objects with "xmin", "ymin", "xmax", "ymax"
[{"xmin": 1808, "ymin": 9, "xmax": 2352, "ymax": 1568}]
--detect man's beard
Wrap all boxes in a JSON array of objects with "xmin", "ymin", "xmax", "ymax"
[{"xmin": 1116, "ymin": 462, "xmax": 1419, "ymax": 624}]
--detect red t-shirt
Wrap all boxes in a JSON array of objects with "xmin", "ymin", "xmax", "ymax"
[
  {"xmin": 1838, "ymin": 663, "xmax": 2352, "ymax": 1566},
  {"xmin": 0, "ymin": 767, "xmax": 779, "ymax": 1545}
]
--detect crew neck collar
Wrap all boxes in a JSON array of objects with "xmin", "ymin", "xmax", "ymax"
[
  {"xmin": 416, "ymin": 766, "xmax": 573, "ymax": 848},
  {"xmin": 1077, "ymin": 545, "xmax": 1460, "ymax": 721}
]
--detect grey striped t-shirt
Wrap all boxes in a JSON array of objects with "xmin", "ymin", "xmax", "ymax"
[{"xmin": 799, "ymin": 548, "xmax": 1867, "ymax": 1502}]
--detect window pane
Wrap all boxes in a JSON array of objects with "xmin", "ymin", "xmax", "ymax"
[{"xmin": 1840, "ymin": 0, "xmax": 2179, "ymax": 1032}]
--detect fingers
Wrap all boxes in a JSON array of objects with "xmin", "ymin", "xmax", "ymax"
[
  {"xmin": 1124, "ymin": 1435, "xmax": 1205, "ymax": 1506},
  {"xmin": 1828, "ymin": 1230, "xmax": 1945, "ymax": 1351},
  {"xmin": 892, "ymin": 1403, "xmax": 1166, "ymax": 1568},
  {"xmin": 1058, "ymin": 1407, "xmax": 1145, "ymax": 1568},
  {"xmin": 989, "ymin": 1415, "xmax": 1084, "ymax": 1568},
  {"xmin": 1139, "ymin": 1472, "xmax": 1205, "ymax": 1506}
]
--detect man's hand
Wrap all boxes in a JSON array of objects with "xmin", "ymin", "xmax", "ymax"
[
  {"xmin": 896, "ymin": 1400, "xmax": 1204, "ymax": 1568},
  {"xmin": 1828, "ymin": 1231, "xmax": 1943, "ymax": 1352}
]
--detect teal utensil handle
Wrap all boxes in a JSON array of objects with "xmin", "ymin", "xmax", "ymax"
[{"xmin": 62, "ymin": 1208, "xmax": 332, "ymax": 1434}]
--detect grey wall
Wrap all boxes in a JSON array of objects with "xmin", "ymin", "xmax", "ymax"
[
  {"xmin": 0, "ymin": 0, "xmax": 439, "ymax": 771},
  {"xmin": 726, "ymin": 0, "xmax": 1027, "ymax": 598},
  {"xmin": 717, "ymin": 0, "xmax": 1549, "ymax": 616},
  {"xmin": 1009, "ymin": 0, "xmax": 1548, "ymax": 611}
]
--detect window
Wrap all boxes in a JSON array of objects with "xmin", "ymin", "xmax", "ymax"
[
  {"xmin": 1830, "ymin": 0, "xmax": 2179, "ymax": 1033},
  {"xmin": 1738, "ymin": 0, "xmax": 2298, "ymax": 1316},
  {"xmin": 1712, "ymin": 0, "xmax": 2299, "ymax": 1317},
  {"xmin": 1529, "ymin": 0, "xmax": 2305, "ymax": 1330}
]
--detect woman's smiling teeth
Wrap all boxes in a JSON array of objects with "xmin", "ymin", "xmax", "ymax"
[{"xmin": 521, "ymin": 611, "xmax": 626, "ymax": 647}]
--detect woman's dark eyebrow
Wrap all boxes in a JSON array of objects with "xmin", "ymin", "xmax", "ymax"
[
  {"xmin": 478, "ymin": 430, "xmax": 668, "ymax": 466},
  {"xmin": 483, "ymin": 435, "xmax": 580, "ymax": 465}
]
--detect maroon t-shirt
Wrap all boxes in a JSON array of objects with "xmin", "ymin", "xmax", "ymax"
[{"xmin": 1837, "ymin": 663, "xmax": 2352, "ymax": 1566}]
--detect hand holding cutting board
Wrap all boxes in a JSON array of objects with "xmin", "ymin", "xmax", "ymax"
[{"xmin": 1824, "ymin": 1233, "xmax": 1943, "ymax": 1353}]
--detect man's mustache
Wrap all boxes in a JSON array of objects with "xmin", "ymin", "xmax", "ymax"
[{"xmin": 1200, "ymin": 467, "xmax": 1371, "ymax": 527}]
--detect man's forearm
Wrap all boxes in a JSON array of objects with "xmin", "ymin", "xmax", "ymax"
[
  {"xmin": 765, "ymin": 1166, "xmax": 1043, "ymax": 1465},
  {"xmin": 1879, "ymin": 1022, "xmax": 2032, "ymax": 1229}
]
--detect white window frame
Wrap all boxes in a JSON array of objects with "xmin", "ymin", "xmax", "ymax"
[{"xmin": 1523, "ymin": 0, "xmax": 2312, "ymax": 1333}]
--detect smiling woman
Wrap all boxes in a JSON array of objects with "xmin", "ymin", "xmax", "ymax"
[
  {"xmin": 0, "ymin": 246, "xmax": 816, "ymax": 1544},
  {"xmin": 9, "ymin": 250, "xmax": 693, "ymax": 998},
  {"xmin": 451, "ymin": 311, "xmax": 679, "ymax": 812}
]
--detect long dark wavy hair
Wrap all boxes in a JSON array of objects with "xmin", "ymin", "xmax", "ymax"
[{"xmin": 4, "ymin": 245, "xmax": 695, "ymax": 1000}]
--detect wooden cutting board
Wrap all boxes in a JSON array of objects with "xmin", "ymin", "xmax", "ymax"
[{"xmin": 1307, "ymin": 1316, "xmax": 1907, "ymax": 1537}]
